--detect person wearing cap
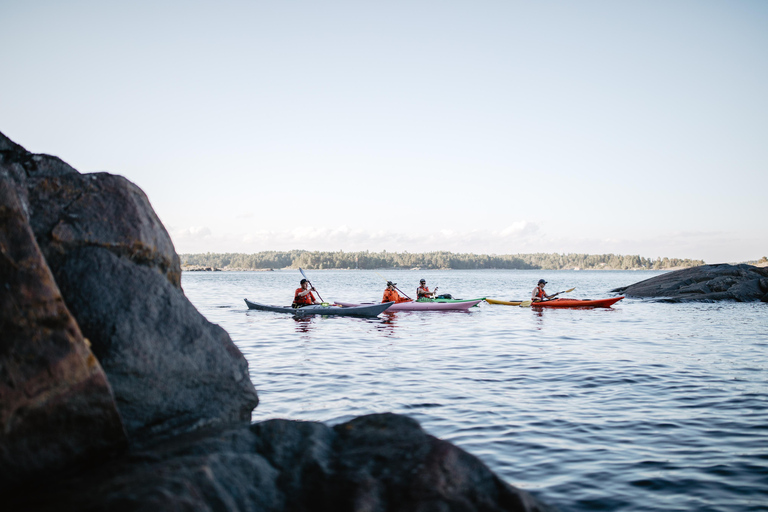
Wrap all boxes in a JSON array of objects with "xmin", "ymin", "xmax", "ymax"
[
  {"xmin": 532, "ymin": 279, "xmax": 554, "ymax": 302},
  {"xmin": 417, "ymin": 279, "xmax": 436, "ymax": 300},
  {"xmin": 382, "ymin": 281, "xmax": 411, "ymax": 304},
  {"xmin": 293, "ymin": 278, "xmax": 318, "ymax": 307}
]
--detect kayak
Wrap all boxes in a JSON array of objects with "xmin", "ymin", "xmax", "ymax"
[
  {"xmin": 486, "ymin": 298, "xmax": 524, "ymax": 306},
  {"xmin": 244, "ymin": 299, "xmax": 394, "ymax": 317},
  {"xmin": 334, "ymin": 300, "xmax": 482, "ymax": 311},
  {"xmin": 530, "ymin": 297, "xmax": 624, "ymax": 308}
]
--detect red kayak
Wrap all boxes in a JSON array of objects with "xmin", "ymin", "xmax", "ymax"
[{"xmin": 531, "ymin": 297, "xmax": 624, "ymax": 308}]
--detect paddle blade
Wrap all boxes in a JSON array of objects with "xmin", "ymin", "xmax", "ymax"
[
  {"xmin": 519, "ymin": 300, "xmax": 533, "ymax": 308},
  {"xmin": 299, "ymin": 267, "xmax": 308, "ymax": 280},
  {"xmin": 563, "ymin": 287, "xmax": 576, "ymax": 293}
]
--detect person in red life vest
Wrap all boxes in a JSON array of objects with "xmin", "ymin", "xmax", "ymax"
[
  {"xmin": 382, "ymin": 282, "xmax": 411, "ymax": 304},
  {"xmin": 532, "ymin": 279, "xmax": 554, "ymax": 302},
  {"xmin": 416, "ymin": 279, "xmax": 436, "ymax": 300},
  {"xmin": 293, "ymin": 278, "xmax": 318, "ymax": 307}
]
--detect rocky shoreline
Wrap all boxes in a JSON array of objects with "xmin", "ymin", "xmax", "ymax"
[
  {"xmin": 613, "ymin": 263, "xmax": 768, "ymax": 302},
  {"xmin": 1, "ymin": 130, "xmax": 552, "ymax": 511}
]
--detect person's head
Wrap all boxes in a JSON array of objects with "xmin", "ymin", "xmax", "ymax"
[
  {"xmin": 420, "ymin": 279, "xmax": 426, "ymax": 285},
  {"xmin": 300, "ymin": 278, "xmax": 308, "ymax": 288},
  {"xmin": 538, "ymin": 279, "xmax": 547, "ymax": 287},
  {"xmin": 387, "ymin": 281, "xmax": 396, "ymax": 289}
]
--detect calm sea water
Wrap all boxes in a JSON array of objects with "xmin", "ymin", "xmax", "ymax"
[{"xmin": 182, "ymin": 269, "xmax": 767, "ymax": 512}]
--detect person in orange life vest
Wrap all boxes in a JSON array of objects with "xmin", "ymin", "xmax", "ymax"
[
  {"xmin": 382, "ymin": 282, "xmax": 411, "ymax": 304},
  {"xmin": 532, "ymin": 279, "xmax": 554, "ymax": 302},
  {"xmin": 293, "ymin": 278, "xmax": 318, "ymax": 306},
  {"xmin": 417, "ymin": 279, "xmax": 436, "ymax": 299}
]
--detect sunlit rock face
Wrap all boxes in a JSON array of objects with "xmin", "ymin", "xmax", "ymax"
[{"xmin": 612, "ymin": 263, "xmax": 768, "ymax": 302}]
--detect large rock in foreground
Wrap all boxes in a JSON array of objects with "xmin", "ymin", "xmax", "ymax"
[
  {"xmin": 7, "ymin": 414, "xmax": 552, "ymax": 512},
  {"xmin": 0, "ymin": 162, "xmax": 127, "ymax": 491},
  {"xmin": 0, "ymin": 130, "xmax": 258, "ymax": 444},
  {"xmin": 612, "ymin": 264, "xmax": 768, "ymax": 302}
]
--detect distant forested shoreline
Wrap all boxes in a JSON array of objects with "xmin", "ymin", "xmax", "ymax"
[{"xmin": 179, "ymin": 251, "xmax": 705, "ymax": 271}]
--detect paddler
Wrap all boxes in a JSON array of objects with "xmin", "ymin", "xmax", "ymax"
[
  {"xmin": 416, "ymin": 279, "xmax": 436, "ymax": 299},
  {"xmin": 382, "ymin": 281, "xmax": 411, "ymax": 304},
  {"xmin": 293, "ymin": 278, "xmax": 318, "ymax": 307},
  {"xmin": 531, "ymin": 279, "xmax": 554, "ymax": 302}
]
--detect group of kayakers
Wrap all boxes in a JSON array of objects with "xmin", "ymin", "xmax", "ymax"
[{"xmin": 293, "ymin": 277, "xmax": 557, "ymax": 306}]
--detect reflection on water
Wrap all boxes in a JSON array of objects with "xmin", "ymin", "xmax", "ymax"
[
  {"xmin": 185, "ymin": 270, "xmax": 768, "ymax": 512},
  {"xmin": 292, "ymin": 316, "xmax": 314, "ymax": 335}
]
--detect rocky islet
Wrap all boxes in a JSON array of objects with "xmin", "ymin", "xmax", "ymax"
[{"xmin": 612, "ymin": 263, "xmax": 768, "ymax": 302}]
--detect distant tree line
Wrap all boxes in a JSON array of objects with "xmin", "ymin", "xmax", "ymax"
[{"xmin": 180, "ymin": 250, "xmax": 704, "ymax": 270}]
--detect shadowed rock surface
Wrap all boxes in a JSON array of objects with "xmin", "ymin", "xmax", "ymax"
[
  {"xmin": 1, "ymin": 130, "xmax": 553, "ymax": 511},
  {"xmin": 0, "ymin": 149, "xmax": 126, "ymax": 492},
  {"xmin": 611, "ymin": 264, "xmax": 768, "ymax": 302},
  {"xmin": 7, "ymin": 414, "xmax": 552, "ymax": 512}
]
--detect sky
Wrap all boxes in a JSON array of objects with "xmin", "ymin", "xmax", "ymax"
[{"xmin": 1, "ymin": 1, "xmax": 766, "ymax": 263}]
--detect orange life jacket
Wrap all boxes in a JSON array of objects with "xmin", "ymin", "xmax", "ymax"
[
  {"xmin": 294, "ymin": 287, "xmax": 314, "ymax": 305},
  {"xmin": 417, "ymin": 285, "xmax": 430, "ymax": 298},
  {"xmin": 382, "ymin": 289, "xmax": 410, "ymax": 303},
  {"xmin": 535, "ymin": 287, "xmax": 547, "ymax": 300}
]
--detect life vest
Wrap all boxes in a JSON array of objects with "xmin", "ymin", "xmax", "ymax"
[
  {"xmin": 382, "ymin": 289, "xmax": 410, "ymax": 303},
  {"xmin": 294, "ymin": 287, "xmax": 314, "ymax": 305},
  {"xmin": 535, "ymin": 287, "xmax": 547, "ymax": 300},
  {"xmin": 417, "ymin": 285, "xmax": 430, "ymax": 298}
]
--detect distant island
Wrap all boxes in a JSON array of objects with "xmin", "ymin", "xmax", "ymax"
[{"xmin": 180, "ymin": 250, "xmax": 705, "ymax": 271}]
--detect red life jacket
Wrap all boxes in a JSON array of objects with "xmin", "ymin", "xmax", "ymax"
[
  {"xmin": 294, "ymin": 287, "xmax": 314, "ymax": 305},
  {"xmin": 535, "ymin": 287, "xmax": 547, "ymax": 299},
  {"xmin": 417, "ymin": 285, "xmax": 430, "ymax": 298}
]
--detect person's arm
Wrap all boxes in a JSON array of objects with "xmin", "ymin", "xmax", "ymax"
[{"xmin": 298, "ymin": 286, "xmax": 317, "ymax": 297}]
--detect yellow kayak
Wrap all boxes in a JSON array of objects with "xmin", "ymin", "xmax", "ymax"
[{"xmin": 485, "ymin": 298, "xmax": 524, "ymax": 306}]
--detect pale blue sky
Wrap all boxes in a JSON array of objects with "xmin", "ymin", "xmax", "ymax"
[{"xmin": 2, "ymin": 1, "xmax": 766, "ymax": 262}]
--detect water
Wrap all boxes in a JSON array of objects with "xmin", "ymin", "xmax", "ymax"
[{"xmin": 182, "ymin": 269, "xmax": 768, "ymax": 512}]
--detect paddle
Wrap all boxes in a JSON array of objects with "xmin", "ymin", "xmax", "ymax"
[
  {"xmin": 374, "ymin": 271, "xmax": 412, "ymax": 300},
  {"xmin": 519, "ymin": 287, "xmax": 576, "ymax": 308},
  {"xmin": 298, "ymin": 267, "xmax": 325, "ymax": 303}
]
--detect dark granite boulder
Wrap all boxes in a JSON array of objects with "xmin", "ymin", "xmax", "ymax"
[
  {"xmin": 7, "ymin": 414, "xmax": 553, "ymax": 512},
  {"xmin": 26, "ymin": 170, "xmax": 181, "ymax": 288},
  {"xmin": 612, "ymin": 264, "xmax": 768, "ymax": 302},
  {"xmin": 54, "ymin": 245, "xmax": 257, "ymax": 440},
  {"xmin": 0, "ymin": 166, "xmax": 126, "ymax": 492},
  {"xmin": 1, "ymin": 130, "xmax": 258, "ymax": 446}
]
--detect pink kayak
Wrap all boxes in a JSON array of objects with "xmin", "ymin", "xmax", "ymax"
[{"xmin": 335, "ymin": 300, "xmax": 482, "ymax": 311}]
